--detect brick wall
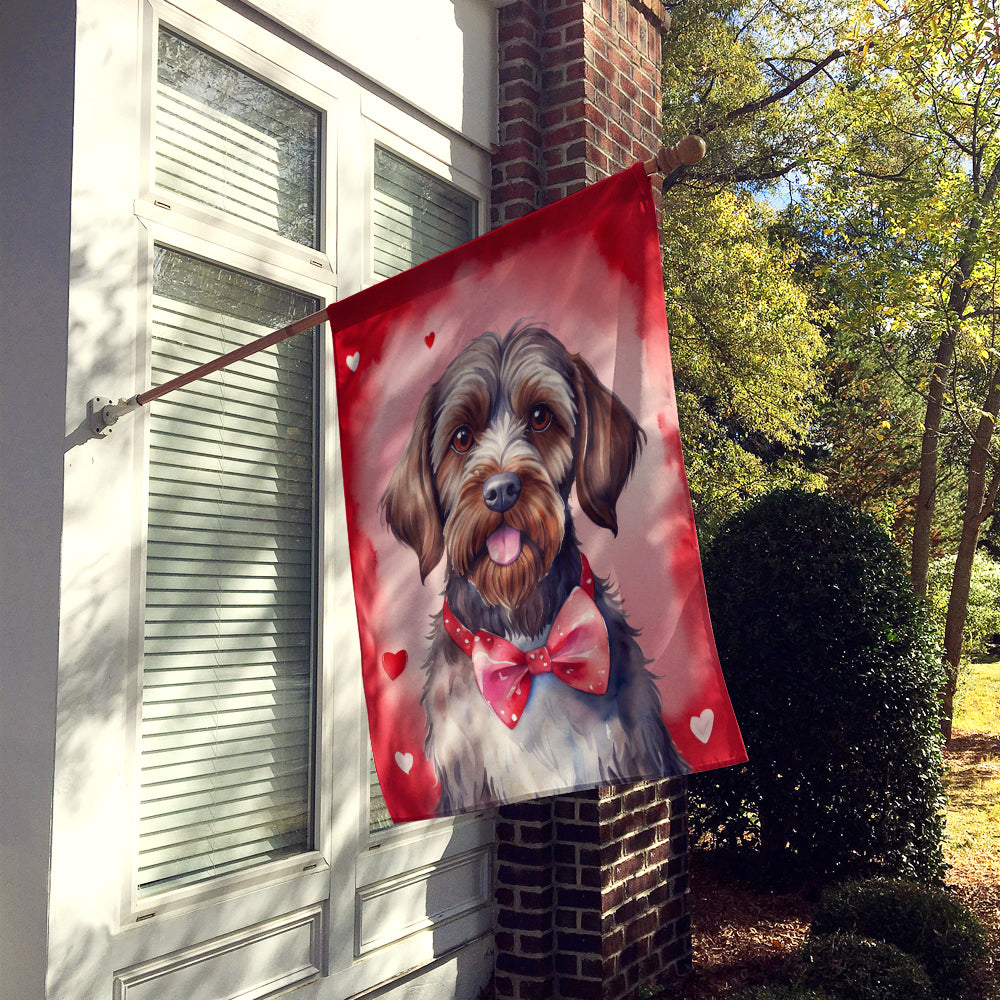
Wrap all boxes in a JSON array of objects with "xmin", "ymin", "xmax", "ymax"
[
  {"xmin": 492, "ymin": 0, "xmax": 668, "ymax": 226},
  {"xmin": 490, "ymin": 3, "xmax": 691, "ymax": 997}
]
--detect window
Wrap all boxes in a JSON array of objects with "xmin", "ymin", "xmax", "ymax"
[
  {"xmin": 155, "ymin": 28, "xmax": 320, "ymax": 247},
  {"xmin": 136, "ymin": 26, "xmax": 323, "ymax": 897},
  {"xmin": 372, "ymin": 145, "xmax": 477, "ymax": 279},
  {"xmin": 139, "ymin": 248, "xmax": 319, "ymax": 895},
  {"xmin": 367, "ymin": 147, "xmax": 478, "ymax": 833},
  {"xmin": 118, "ymin": 7, "xmax": 493, "ymax": 991}
]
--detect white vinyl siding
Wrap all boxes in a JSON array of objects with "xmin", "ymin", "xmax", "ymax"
[{"xmin": 139, "ymin": 247, "xmax": 319, "ymax": 895}]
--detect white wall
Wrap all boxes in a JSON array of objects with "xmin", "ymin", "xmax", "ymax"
[
  {"xmin": 1, "ymin": 0, "xmax": 499, "ymax": 997},
  {"xmin": 0, "ymin": 0, "xmax": 76, "ymax": 994},
  {"xmin": 243, "ymin": 0, "xmax": 498, "ymax": 151}
]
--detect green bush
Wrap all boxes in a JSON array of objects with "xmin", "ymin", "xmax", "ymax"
[
  {"xmin": 927, "ymin": 550, "xmax": 1000, "ymax": 658},
  {"xmin": 811, "ymin": 878, "xmax": 988, "ymax": 998},
  {"xmin": 692, "ymin": 489, "xmax": 946, "ymax": 882},
  {"xmin": 792, "ymin": 933, "xmax": 934, "ymax": 1000}
]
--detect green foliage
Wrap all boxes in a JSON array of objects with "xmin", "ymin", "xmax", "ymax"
[
  {"xmin": 792, "ymin": 934, "xmax": 934, "ymax": 1000},
  {"xmin": 658, "ymin": 1, "xmax": 837, "ymax": 540},
  {"xmin": 661, "ymin": 0, "xmax": 852, "ymax": 193},
  {"xmin": 927, "ymin": 550, "xmax": 1000, "ymax": 659},
  {"xmin": 811, "ymin": 878, "xmax": 988, "ymax": 999},
  {"xmin": 692, "ymin": 489, "xmax": 947, "ymax": 882},
  {"xmin": 664, "ymin": 191, "xmax": 826, "ymax": 538}
]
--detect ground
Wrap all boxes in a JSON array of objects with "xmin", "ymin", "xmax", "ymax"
[{"xmin": 664, "ymin": 660, "xmax": 1000, "ymax": 999}]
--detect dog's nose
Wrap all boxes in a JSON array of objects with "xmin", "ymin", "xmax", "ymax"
[{"xmin": 482, "ymin": 472, "xmax": 522, "ymax": 513}]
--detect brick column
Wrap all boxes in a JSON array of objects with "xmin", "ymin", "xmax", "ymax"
[
  {"xmin": 491, "ymin": 3, "xmax": 691, "ymax": 998},
  {"xmin": 493, "ymin": 0, "xmax": 668, "ymax": 224}
]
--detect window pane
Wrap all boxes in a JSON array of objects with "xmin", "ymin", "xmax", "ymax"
[
  {"xmin": 156, "ymin": 28, "xmax": 320, "ymax": 248},
  {"xmin": 372, "ymin": 146, "xmax": 477, "ymax": 279},
  {"xmin": 368, "ymin": 150, "xmax": 478, "ymax": 832},
  {"xmin": 139, "ymin": 247, "xmax": 318, "ymax": 895}
]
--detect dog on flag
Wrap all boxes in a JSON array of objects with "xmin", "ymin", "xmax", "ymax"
[{"xmin": 381, "ymin": 322, "xmax": 687, "ymax": 814}]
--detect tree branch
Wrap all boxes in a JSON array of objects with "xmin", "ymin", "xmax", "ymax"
[{"xmin": 701, "ymin": 49, "xmax": 848, "ymax": 134}]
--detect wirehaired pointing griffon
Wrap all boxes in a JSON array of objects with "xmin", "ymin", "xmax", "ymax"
[{"xmin": 381, "ymin": 322, "xmax": 687, "ymax": 814}]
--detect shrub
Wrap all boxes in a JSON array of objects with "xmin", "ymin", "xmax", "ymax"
[
  {"xmin": 811, "ymin": 878, "xmax": 988, "ymax": 998},
  {"xmin": 692, "ymin": 489, "xmax": 946, "ymax": 882},
  {"xmin": 792, "ymin": 933, "xmax": 934, "ymax": 1000}
]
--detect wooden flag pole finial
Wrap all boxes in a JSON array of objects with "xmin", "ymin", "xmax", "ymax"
[{"xmin": 643, "ymin": 135, "xmax": 706, "ymax": 176}]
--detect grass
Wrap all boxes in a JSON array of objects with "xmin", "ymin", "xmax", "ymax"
[
  {"xmin": 942, "ymin": 658, "xmax": 1000, "ymax": 1000},
  {"xmin": 955, "ymin": 658, "xmax": 1000, "ymax": 734},
  {"xmin": 945, "ymin": 659, "xmax": 1000, "ymax": 869}
]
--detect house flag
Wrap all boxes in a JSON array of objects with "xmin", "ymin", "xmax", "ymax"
[{"xmin": 330, "ymin": 163, "xmax": 746, "ymax": 822}]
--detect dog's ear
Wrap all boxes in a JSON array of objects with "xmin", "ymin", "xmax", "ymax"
[
  {"xmin": 380, "ymin": 390, "xmax": 444, "ymax": 581},
  {"xmin": 571, "ymin": 355, "xmax": 646, "ymax": 535}
]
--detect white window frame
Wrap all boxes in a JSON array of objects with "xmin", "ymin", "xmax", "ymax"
[{"xmin": 111, "ymin": 0, "xmax": 495, "ymax": 991}]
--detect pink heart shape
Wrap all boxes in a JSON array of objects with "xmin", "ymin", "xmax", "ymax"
[
  {"xmin": 382, "ymin": 649, "xmax": 408, "ymax": 680},
  {"xmin": 424, "ymin": 331, "xmax": 435, "ymax": 349},
  {"xmin": 690, "ymin": 708, "xmax": 715, "ymax": 744}
]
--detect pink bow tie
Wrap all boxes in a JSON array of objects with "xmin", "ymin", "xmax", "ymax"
[{"xmin": 443, "ymin": 557, "xmax": 610, "ymax": 729}]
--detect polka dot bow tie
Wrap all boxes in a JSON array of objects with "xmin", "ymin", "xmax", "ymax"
[{"xmin": 442, "ymin": 556, "xmax": 610, "ymax": 729}]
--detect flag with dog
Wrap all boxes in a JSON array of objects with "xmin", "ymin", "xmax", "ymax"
[{"xmin": 331, "ymin": 163, "xmax": 746, "ymax": 822}]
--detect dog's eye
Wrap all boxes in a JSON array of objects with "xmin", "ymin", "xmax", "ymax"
[
  {"xmin": 451, "ymin": 425, "xmax": 474, "ymax": 454},
  {"xmin": 528, "ymin": 404, "xmax": 552, "ymax": 432}
]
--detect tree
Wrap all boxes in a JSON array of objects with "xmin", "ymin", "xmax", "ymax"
[
  {"xmin": 661, "ymin": 188, "xmax": 825, "ymax": 537},
  {"xmin": 800, "ymin": 0, "xmax": 1000, "ymax": 736},
  {"xmin": 661, "ymin": 0, "xmax": 854, "ymax": 195},
  {"xmin": 659, "ymin": 0, "xmax": 847, "ymax": 537}
]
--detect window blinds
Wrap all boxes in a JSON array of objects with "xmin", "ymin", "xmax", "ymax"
[
  {"xmin": 368, "ymin": 148, "xmax": 477, "ymax": 832},
  {"xmin": 138, "ymin": 248, "xmax": 318, "ymax": 895},
  {"xmin": 156, "ymin": 28, "xmax": 320, "ymax": 249},
  {"xmin": 372, "ymin": 146, "xmax": 477, "ymax": 280}
]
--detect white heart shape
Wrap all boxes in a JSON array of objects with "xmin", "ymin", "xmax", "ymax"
[
  {"xmin": 346, "ymin": 351, "xmax": 360, "ymax": 372},
  {"xmin": 394, "ymin": 751, "xmax": 413, "ymax": 774},
  {"xmin": 690, "ymin": 708, "xmax": 714, "ymax": 744}
]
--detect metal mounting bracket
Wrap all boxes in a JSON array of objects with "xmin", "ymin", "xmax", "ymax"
[{"xmin": 87, "ymin": 396, "xmax": 140, "ymax": 438}]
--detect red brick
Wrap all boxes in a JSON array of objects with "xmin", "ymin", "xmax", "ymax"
[
  {"xmin": 547, "ymin": 118, "xmax": 592, "ymax": 147},
  {"xmin": 502, "ymin": 120, "xmax": 543, "ymax": 145},
  {"xmin": 542, "ymin": 39, "xmax": 587, "ymax": 70},
  {"xmin": 520, "ymin": 930, "xmax": 556, "ymax": 954},
  {"xmin": 493, "ymin": 139, "xmax": 542, "ymax": 164},
  {"xmin": 548, "ymin": 4, "xmax": 588, "ymax": 28},
  {"xmin": 540, "ymin": 28, "xmax": 565, "ymax": 49},
  {"xmin": 559, "ymin": 979, "xmax": 604, "ymax": 1000},
  {"xmin": 499, "ymin": 100, "xmax": 540, "ymax": 124},
  {"xmin": 496, "ymin": 952, "xmax": 551, "ymax": 978},
  {"xmin": 503, "ymin": 79, "xmax": 542, "ymax": 104},
  {"xmin": 502, "ymin": 40, "xmax": 539, "ymax": 63},
  {"xmin": 520, "ymin": 886, "xmax": 554, "ymax": 910},
  {"xmin": 556, "ymin": 952, "xmax": 579, "ymax": 976},
  {"xmin": 625, "ymin": 868, "xmax": 658, "ymax": 897},
  {"xmin": 498, "ymin": 906, "xmax": 551, "ymax": 932},
  {"xmin": 498, "ymin": 862, "xmax": 552, "ymax": 888}
]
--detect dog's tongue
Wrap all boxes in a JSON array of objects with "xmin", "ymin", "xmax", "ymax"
[{"xmin": 486, "ymin": 525, "xmax": 522, "ymax": 566}]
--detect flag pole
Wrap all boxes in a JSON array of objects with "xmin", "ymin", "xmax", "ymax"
[
  {"xmin": 642, "ymin": 134, "xmax": 706, "ymax": 177},
  {"xmin": 88, "ymin": 137, "xmax": 705, "ymax": 438},
  {"xmin": 87, "ymin": 306, "xmax": 330, "ymax": 437}
]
